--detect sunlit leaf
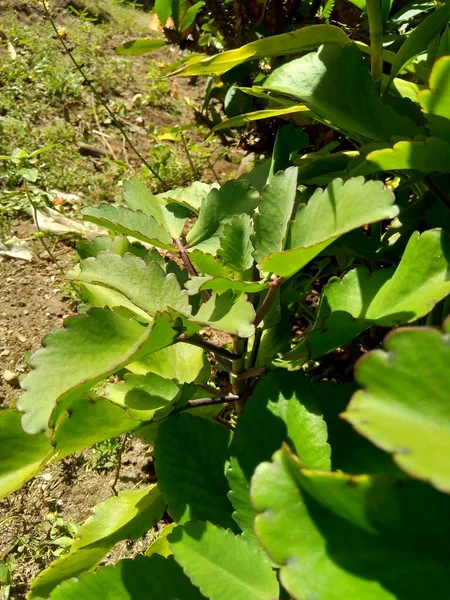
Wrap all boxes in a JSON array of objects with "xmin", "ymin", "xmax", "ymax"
[
  {"xmin": 72, "ymin": 252, "xmax": 191, "ymax": 318},
  {"xmin": 228, "ymin": 371, "xmax": 330, "ymax": 542},
  {"xmin": 18, "ymin": 310, "xmax": 178, "ymax": 434},
  {"xmin": 261, "ymin": 177, "xmax": 398, "ymax": 278},
  {"xmin": 264, "ymin": 44, "xmax": 419, "ymax": 141},
  {"xmin": 418, "ymin": 56, "xmax": 450, "ymax": 142},
  {"xmin": 83, "ymin": 204, "xmax": 174, "ymax": 250},
  {"xmin": 169, "ymin": 522, "xmax": 279, "ymax": 600},
  {"xmin": 115, "ymin": 38, "xmax": 166, "ymax": 56},
  {"xmin": 253, "ymin": 166, "xmax": 298, "ymax": 264},
  {"xmin": 172, "ymin": 24, "xmax": 349, "ymax": 76},
  {"xmin": 252, "ymin": 446, "xmax": 450, "ymax": 600},
  {"xmin": 30, "ymin": 487, "xmax": 166, "ymax": 599},
  {"xmin": 343, "ymin": 323, "xmax": 450, "ymax": 493}
]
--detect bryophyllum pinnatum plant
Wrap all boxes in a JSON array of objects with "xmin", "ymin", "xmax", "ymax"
[{"xmin": 4, "ymin": 5, "xmax": 450, "ymax": 598}]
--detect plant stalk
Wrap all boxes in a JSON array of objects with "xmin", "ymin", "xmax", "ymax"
[
  {"xmin": 173, "ymin": 394, "xmax": 239, "ymax": 414},
  {"xmin": 176, "ymin": 333, "xmax": 242, "ymax": 361},
  {"xmin": 254, "ymin": 276, "xmax": 284, "ymax": 327},
  {"xmin": 366, "ymin": 0, "xmax": 384, "ymax": 95}
]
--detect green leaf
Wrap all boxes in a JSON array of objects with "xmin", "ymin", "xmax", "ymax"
[
  {"xmin": 173, "ymin": 24, "xmax": 349, "ymax": 76},
  {"xmin": 193, "ymin": 291, "xmax": 255, "ymax": 337},
  {"xmin": 115, "ymin": 38, "xmax": 166, "ymax": 56},
  {"xmin": 52, "ymin": 397, "xmax": 141, "ymax": 459},
  {"xmin": 82, "ymin": 204, "xmax": 174, "ymax": 251},
  {"xmin": 49, "ymin": 555, "xmax": 204, "ymax": 600},
  {"xmin": 72, "ymin": 253, "xmax": 191, "ymax": 318},
  {"xmin": 343, "ymin": 324, "xmax": 450, "ymax": 493},
  {"xmin": 350, "ymin": 137, "xmax": 450, "ymax": 176},
  {"xmin": 30, "ymin": 487, "xmax": 166, "ymax": 599},
  {"xmin": 159, "ymin": 181, "xmax": 217, "ymax": 214},
  {"xmin": 252, "ymin": 446, "xmax": 450, "ymax": 600},
  {"xmin": 155, "ymin": 0, "xmax": 172, "ymax": 25},
  {"xmin": 127, "ymin": 342, "xmax": 209, "ymax": 384},
  {"xmin": 105, "ymin": 373, "xmax": 181, "ymax": 421},
  {"xmin": 388, "ymin": 2, "xmax": 450, "ymax": 87},
  {"xmin": 18, "ymin": 310, "xmax": 178, "ymax": 434},
  {"xmin": 253, "ymin": 167, "xmax": 298, "ymax": 264},
  {"xmin": 285, "ymin": 229, "xmax": 450, "ymax": 364},
  {"xmin": 418, "ymin": 56, "xmax": 450, "ymax": 142},
  {"xmin": 218, "ymin": 214, "xmax": 254, "ymax": 271},
  {"xmin": 228, "ymin": 371, "xmax": 330, "ymax": 541},
  {"xmin": 313, "ymin": 382, "xmax": 404, "ymax": 476},
  {"xmin": 264, "ymin": 44, "xmax": 419, "ymax": 142},
  {"xmin": 211, "ymin": 105, "xmax": 310, "ymax": 132},
  {"xmin": 154, "ymin": 413, "xmax": 236, "ymax": 529},
  {"xmin": 269, "ymin": 124, "xmax": 309, "ymax": 178},
  {"xmin": 169, "ymin": 522, "xmax": 279, "ymax": 600},
  {"xmin": 186, "ymin": 276, "xmax": 269, "ymax": 295},
  {"xmin": 189, "ymin": 250, "xmax": 234, "ymax": 277},
  {"xmin": 187, "ymin": 180, "xmax": 259, "ymax": 248},
  {"xmin": 180, "ymin": 1, "xmax": 204, "ymax": 31},
  {"xmin": 261, "ymin": 177, "xmax": 398, "ymax": 278},
  {"xmin": 0, "ymin": 409, "xmax": 54, "ymax": 499},
  {"xmin": 146, "ymin": 523, "xmax": 176, "ymax": 557},
  {"xmin": 123, "ymin": 177, "xmax": 185, "ymax": 239}
]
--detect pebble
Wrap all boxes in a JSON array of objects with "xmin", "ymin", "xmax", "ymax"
[
  {"xmin": 3, "ymin": 369, "xmax": 20, "ymax": 388},
  {"xmin": 14, "ymin": 332, "xmax": 27, "ymax": 343},
  {"xmin": 0, "ymin": 349, "xmax": 10, "ymax": 357}
]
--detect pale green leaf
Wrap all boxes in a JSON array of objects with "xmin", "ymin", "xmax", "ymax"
[
  {"xmin": 123, "ymin": 177, "xmax": 185, "ymax": 238},
  {"xmin": 343, "ymin": 325, "xmax": 450, "ymax": 493},
  {"xmin": 189, "ymin": 249, "xmax": 234, "ymax": 277},
  {"xmin": 193, "ymin": 291, "xmax": 255, "ymax": 337},
  {"xmin": 154, "ymin": 413, "xmax": 235, "ymax": 529},
  {"xmin": 187, "ymin": 180, "xmax": 259, "ymax": 248},
  {"xmin": 52, "ymin": 397, "xmax": 142, "ymax": 459},
  {"xmin": 30, "ymin": 487, "xmax": 166, "ymax": 599},
  {"xmin": 173, "ymin": 24, "xmax": 349, "ymax": 76},
  {"xmin": 72, "ymin": 252, "xmax": 191, "ymax": 318},
  {"xmin": 105, "ymin": 372, "xmax": 181, "ymax": 421},
  {"xmin": 252, "ymin": 446, "xmax": 450, "ymax": 600},
  {"xmin": 18, "ymin": 310, "xmax": 178, "ymax": 434},
  {"xmin": 261, "ymin": 177, "xmax": 398, "ymax": 277},
  {"xmin": 186, "ymin": 276, "xmax": 269, "ymax": 295},
  {"xmin": 127, "ymin": 342, "xmax": 209, "ymax": 384},
  {"xmin": 253, "ymin": 167, "xmax": 298, "ymax": 264},
  {"xmin": 264, "ymin": 44, "xmax": 419, "ymax": 142},
  {"xmin": 0, "ymin": 410, "xmax": 54, "ymax": 499},
  {"xmin": 227, "ymin": 371, "xmax": 330, "ymax": 542},
  {"xmin": 218, "ymin": 214, "xmax": 254, "ymax": 271},
  {"xmin": 115, "ymin": 38, "xmax": 166, "ymax": 56},
  {"xmin": 158, "ymin": 181, "xmax": 218, "ymax": 214},
  {"xmin": 146, "ymin": 523, "xmax": 176, "ymax": 557},
  {"xmin": 418, "ymin": 56, "xmax": 450, "ymax": 142},
  {"xmin": 169, "ymin": 522, "xmax": 279, "ymax": 600},
  {"xmin": 82, "ymin": 204, "xmax": 174, "ymax": 250},
  {"xmin": 350, "ymin": 137, "xmax": 450, "ymax": 176}
]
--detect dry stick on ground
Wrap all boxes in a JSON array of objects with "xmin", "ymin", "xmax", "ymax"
[{"xmin": 110, "ymin": 434, "xmax": 129, "ymax": 496}]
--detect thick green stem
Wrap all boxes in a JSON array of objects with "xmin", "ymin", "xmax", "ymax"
[
  {"xmin": 366, "ymin": 0, "xmax": 384, "ymax": 95},
  {"xmin": 232, "ymin": 338, "xmax": 248, "ymax": 413}
]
